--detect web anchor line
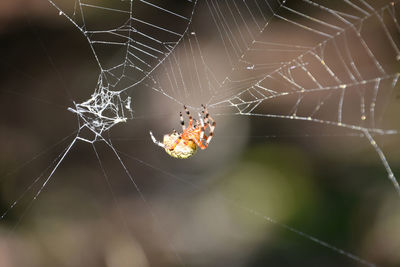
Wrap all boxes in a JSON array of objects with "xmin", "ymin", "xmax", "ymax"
[
  {"xmin": 363, "ymin": 130, "xmax": 400, "ymax": 195},
  {"xmin": 0, "ymin": 132, "xmax": 77, "ymax": 220}
]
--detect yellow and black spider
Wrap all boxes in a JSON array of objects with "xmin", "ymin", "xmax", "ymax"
[{"xmin": 150, "ymin": 105, "xmax": 216, "ymax": 159}]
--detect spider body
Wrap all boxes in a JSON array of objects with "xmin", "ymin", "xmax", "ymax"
[
  {"xmin": 150, "ymin": 105, "xmax": 216, "ymax": 159},
  {"xmin": 163, "ymin": 133, "xmax": 197, "ymax": 159}
]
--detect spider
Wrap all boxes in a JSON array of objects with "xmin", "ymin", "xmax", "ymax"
[{"xmin": 150, "ymin": 104, "xmax": 216, "ymax": 159}]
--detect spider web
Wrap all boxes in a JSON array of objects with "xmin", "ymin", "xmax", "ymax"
[
  {"xmin": 1, "ymin": 0, "xmax": 400, "ymax": 266},
  {"xmin": 46, "ymin": 0, "xmax": 198, "ymax": 136},
  {"xmin": 48, "ymin": 0, "xmax": 400, "ymax": 189},
  {"xmin": 144, "ymin": 0, "xmax": 400, "ymax": 195}
]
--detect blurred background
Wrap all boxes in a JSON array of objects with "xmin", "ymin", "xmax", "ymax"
[{"xmin": 1, "ymin": 0, "xmax": 400, "ymax": 267}]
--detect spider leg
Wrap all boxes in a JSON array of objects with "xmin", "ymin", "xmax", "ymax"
[
  {"xmin": 180, "ymin": 111, "xmax": 185, "ymax": 131},
  {"xmin": 179, "ymin": 130, "xmax": 202, "ymax": 149},
  {"xmin": 201, "ymin": 104, "xmax": 208, "ymax": 124},
  {"xmin": 198, "ymin": 112, "xmax": 205, "ymax": 140},
  {"xmin": 206, "ymin": 117, "xmax": 216, "ymax": 146},
  {"xmin": 190, "ymin": 133, "xmax": 203, "ymax": 148},
  {"xmin": 184, "ymin": 105, "xmax": 194, "ymax": 128},
  {"xmin": 168, "ymin": 135, "xmax": 182, "ymax": 150},
  {"xmin": 201, "ymin": 104, "xmax": 216, "ymax": 147},
  {"xmin": 149, "ymin": 131, "xmax": 165, "ymax": 149}
]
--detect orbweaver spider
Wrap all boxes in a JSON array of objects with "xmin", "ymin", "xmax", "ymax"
[{"xmin": 150, "ymin": 104, "xmax": 216, "ymax": 159}]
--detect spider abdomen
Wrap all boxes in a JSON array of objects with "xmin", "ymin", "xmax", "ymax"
[
  {"xmin": 150, "ymin": 105, "xmax": 215, "ymax": 159},
  {"xmin": 163, "ymin": 133, "xmax": 197, "ymax": 159}
]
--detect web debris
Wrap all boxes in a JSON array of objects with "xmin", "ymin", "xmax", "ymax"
[{"xmin": 45, "ymin": 0, "xmax": 197, "ymax": 140}]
